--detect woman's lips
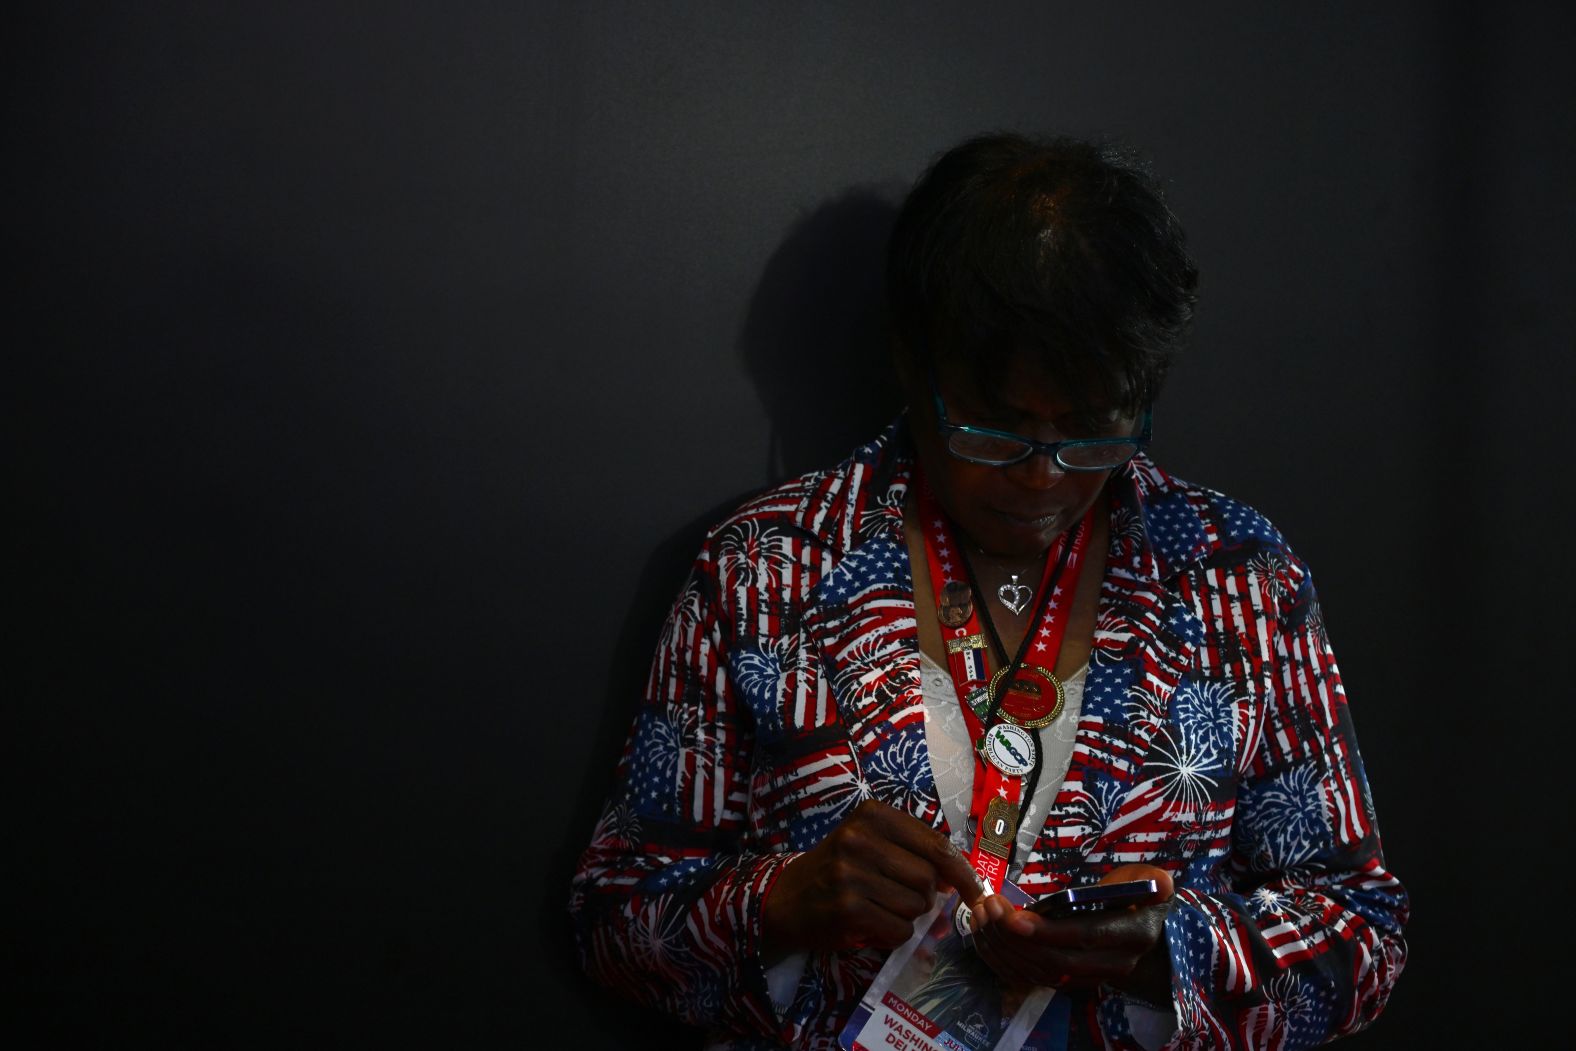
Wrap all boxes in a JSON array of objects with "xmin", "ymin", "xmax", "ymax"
[{"xmin": 992, "ymin": 507, "xmax": 1061, "ymax": 530}]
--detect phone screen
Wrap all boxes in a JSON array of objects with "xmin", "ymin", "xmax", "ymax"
[{"xmin": 1029, "ymin": 878, "xmax": 1158, "ymax": 917}]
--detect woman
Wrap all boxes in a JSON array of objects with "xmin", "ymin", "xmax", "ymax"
[{"xmin": 571, "ymin": 133, "xmax": 1408, "ymax": 1050}]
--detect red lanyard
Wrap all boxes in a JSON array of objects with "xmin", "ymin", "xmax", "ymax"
[{"xmin": 915, "ymin": 478, "xmax": 1092, "ymax": 892}]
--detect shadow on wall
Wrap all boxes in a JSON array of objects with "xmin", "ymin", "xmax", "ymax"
[
  {"xmin": 551, "ymin": 185, "xmax": 908, "ymax": 1047},
  {"xmin": 741, "ymin": 185, "xmax": 906, "ymax": 483}
]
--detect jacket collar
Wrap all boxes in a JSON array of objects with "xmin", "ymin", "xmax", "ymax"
[{"xmin": 790, "ymin": 419, "xmax": 913, "ymax": 560}]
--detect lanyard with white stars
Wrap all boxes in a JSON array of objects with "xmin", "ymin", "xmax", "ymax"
[{"xmin": 915, "ymin": 477, "xmax": 1092, "ymax": 891}]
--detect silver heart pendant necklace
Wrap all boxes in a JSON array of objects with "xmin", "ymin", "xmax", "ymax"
[{"xmin": 997, "ymin": 574, "xmax": 1032, "ymax": 616}]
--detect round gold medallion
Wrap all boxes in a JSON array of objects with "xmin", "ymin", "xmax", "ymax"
[{"xmin": 987, "ymin": 666, "xmax": 1066, "ymax": 729}]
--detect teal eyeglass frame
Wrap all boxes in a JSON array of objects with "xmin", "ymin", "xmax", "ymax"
[{"xmin": 929, "ymin": 373, "xmax": 1153, "ymax": 470}]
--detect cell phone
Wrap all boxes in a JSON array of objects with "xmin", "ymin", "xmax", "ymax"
[{"xmin": 1028, "ymin": 879, "xmax": 1159, "ymax": 917}]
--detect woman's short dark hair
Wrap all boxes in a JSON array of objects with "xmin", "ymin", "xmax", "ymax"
[{"xmin": 887, "ymin": 132, "xmax": 1198, "ymax": 413}]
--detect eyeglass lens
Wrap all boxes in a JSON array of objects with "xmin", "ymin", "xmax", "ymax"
[{"xmin": 947, "ymin": 431, "xmax": 1139, "ymax": 468}]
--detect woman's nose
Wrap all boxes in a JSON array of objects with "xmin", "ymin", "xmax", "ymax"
[{"xmin": 1006, "ymin": 451, "xmax": 1066, "ymax": 490}]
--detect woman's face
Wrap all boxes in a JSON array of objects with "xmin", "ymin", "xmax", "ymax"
[{"xmin": 903, "ymin": 353, "xmax": 1135, "ymax": 559}]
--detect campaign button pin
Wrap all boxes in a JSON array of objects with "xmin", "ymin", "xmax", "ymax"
[{"xmin": 979, "ymin": 723, "xmax": 1037, "ymax": 776}]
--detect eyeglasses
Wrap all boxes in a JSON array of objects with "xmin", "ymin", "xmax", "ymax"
[{"xmin": 930, "ymin": 373, "xmax": 1152, "ymax": 470}]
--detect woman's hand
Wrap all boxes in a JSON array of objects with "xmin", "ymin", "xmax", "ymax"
[
  {"xmin": 973, "ymin": 864, "xmax": 1175, "ymax": 1002},
  {"xmin": 761, "ymin": 800, "xmax": 987, "ymax": 959}
]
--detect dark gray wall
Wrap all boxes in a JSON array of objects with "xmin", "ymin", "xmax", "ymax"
[{"xmin": 14, "ymin": 2, "xmax": 1572, "ymax": 1046}]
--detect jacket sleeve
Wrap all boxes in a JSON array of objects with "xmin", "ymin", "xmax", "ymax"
[
  {"xmin": 568, "ymin": 540, "xmax": 806, "ymax": 1040},
  {"xmin": 1156, "ymin": 555, "xmax": 1409, "ymax": 1049}
]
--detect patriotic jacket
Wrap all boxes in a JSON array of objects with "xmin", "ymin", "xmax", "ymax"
[{"xmin": 570, "ymin": 424, "xmax": 1408, "ymax": 1050}]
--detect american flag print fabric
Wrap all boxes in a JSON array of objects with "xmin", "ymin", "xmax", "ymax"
[{"xmin": 570, "ymin": 424, "xmax": 1408, "ymax": 1050}]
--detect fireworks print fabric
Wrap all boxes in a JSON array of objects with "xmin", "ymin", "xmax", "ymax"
[{"xmin": 570, "ymin": 426, "xmax": 1407, "ymax": 1050}]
